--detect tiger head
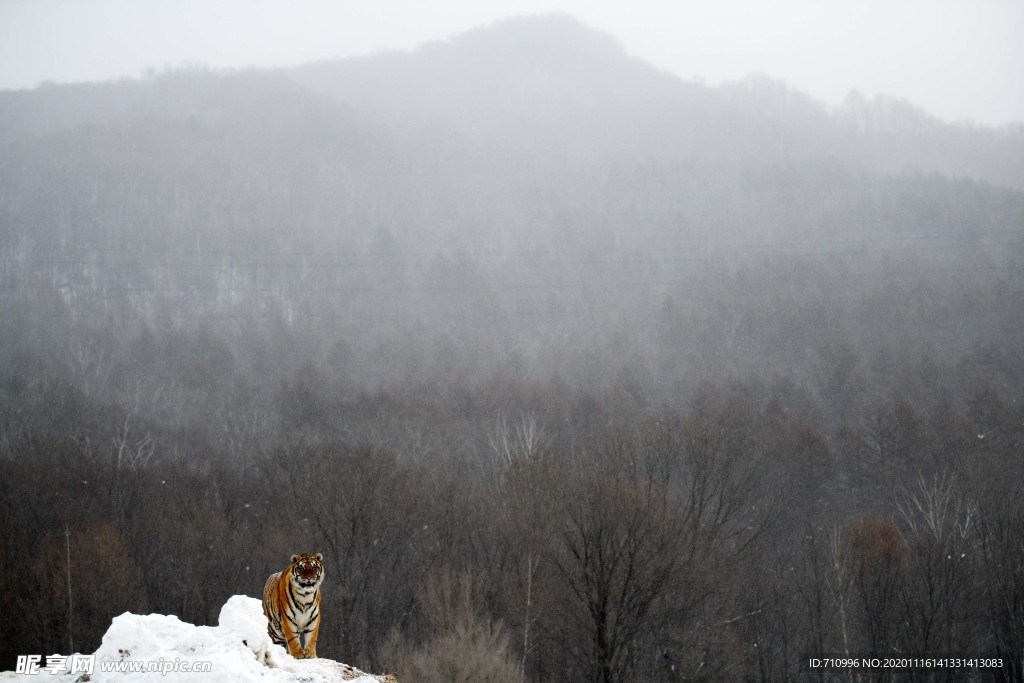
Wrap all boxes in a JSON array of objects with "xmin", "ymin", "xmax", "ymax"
[{"xmin": 290, "ymin": 553, "xmax": 325, "ymax": 589}]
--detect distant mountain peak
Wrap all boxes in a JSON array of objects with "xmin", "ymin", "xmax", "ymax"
[
  {"xmin": 289, "ymin": 12, "xmax": 680, "ymax": 132},
  {"xmin": 430, "ymin": 13, "xmax": 627, "ymax": 62}
]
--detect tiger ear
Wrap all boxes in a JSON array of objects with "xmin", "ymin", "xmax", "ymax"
[
  {"xmin": 316, "ymin": 553, "xmax": 323, "ymax": 562},
  {"xmin": 291, "ymin": 554, "xmax": 300, "ymax": 564}
]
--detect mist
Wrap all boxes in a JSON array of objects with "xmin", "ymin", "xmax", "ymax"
[
  {"xmin": 3, "ymin": 0, "xmax": 1023, "ymax": 125},
  {"xmin": 1, "ymin": 9, "xmax": 1023, "ymax": 681}
]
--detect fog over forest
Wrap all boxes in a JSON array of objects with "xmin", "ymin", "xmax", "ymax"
[{"xmin": 2, "ymin": 14, "xmax": 1023, "ymax": 681}]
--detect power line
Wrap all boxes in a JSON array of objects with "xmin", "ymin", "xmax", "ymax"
[
  {"xmin": 4, "ymin": 226, "xmax": 1021, "ymax": 263},
  {"xmin": 2, "ymin": 226, "xmax": 1019, "ymax": 325},
  {"xmin": 1, "ymin": 261, "xmax": 1019, "ymax": 296},
  {"xmin": 2, "ymin": 239, "xmax": 1020, "ymax": 272},
  {"xmin": 2, "ymin": 262, "xmax": 1020, "ymax": 326}
]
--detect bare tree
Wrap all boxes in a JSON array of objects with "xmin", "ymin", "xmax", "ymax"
[
  {"xmin": 895, "ymin": 471, "xmax": 976, "ymax": 544},
  {"xmin": 895, "ymin": 473, "xmax": 980, "ymax": 654},
  {"xmin": 44, "ymin": 522, "xmax": 150, "ymax": 655},
  {"xmin": 66, "ymin": 329, "xmax": 117, "ymax": 398},
  {"xmin": 976, "ymin": 496, "xmax": 1024, "ymax": 681},
  {"xmin": 845, "ymin": 516, "xmax": 906, "ymax": 655},
  {"xmin": 551, "ymin": 471, "xmax": 691, "ymax": 683},
  {"xmin": 488, "ymin": 411, "xmax": 547, "ymax": 467},
  {"xmin": 499, "ymin": 450, "xmax": 561, "ymax": 679},
  {"xmin": 676, "ymin": 407, "xmax": 765, "ymax": 554},
  {"xmin": 826, "ymin": 526, "xmax": 854, "ymax": 660},
  {"xmin": 111, "ymin": 408, "xmax": 154, "ymax": 471}
]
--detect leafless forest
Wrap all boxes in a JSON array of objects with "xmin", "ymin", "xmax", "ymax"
[{"xmin": 1, "ymin": 16, "xmax": 1023, "ymax": 681}]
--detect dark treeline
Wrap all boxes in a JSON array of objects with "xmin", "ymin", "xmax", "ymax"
[
  {"xmin": 2, "ymin": 366, "xmax": 1022, "ymax": 680},
  {"xmin": 1, "ymin": 14, "xmax": 1023, "ymax": 681}
]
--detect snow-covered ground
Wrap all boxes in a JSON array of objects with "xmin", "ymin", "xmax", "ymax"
[{"xmin": 1, "ymin": 595, "xmax": 392, "ymax": 682}]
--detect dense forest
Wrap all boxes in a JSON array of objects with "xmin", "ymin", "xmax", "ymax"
[{"xmin": 1, "ymin": 15, "xmax": 1023, "ymax": 681}]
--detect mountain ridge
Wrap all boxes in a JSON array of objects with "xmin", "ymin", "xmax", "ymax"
[
  {"xmin": 2, "ymin": 14, "xmax": 1018, "ymax": 188},
  {"xmin": 1, "ymin": 14, "xmax": 1021, "ymax": 266}
]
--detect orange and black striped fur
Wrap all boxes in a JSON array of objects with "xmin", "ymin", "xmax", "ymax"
[{"xmin": 262, "ymin": 553, "xmax": 324, "ymax": 659}]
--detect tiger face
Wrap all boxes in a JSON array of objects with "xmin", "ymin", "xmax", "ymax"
[{"xmin": 290, "ymin": 553, "xmax": 324, "ymax": 589}]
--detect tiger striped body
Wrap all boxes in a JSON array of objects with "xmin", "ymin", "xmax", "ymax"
[{"xmin": 262, "ymin": 553, "xmax": 324, "ymax": 659}]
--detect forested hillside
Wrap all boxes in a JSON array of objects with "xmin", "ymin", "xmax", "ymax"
[{"xmin": 1, "ymin": 15, "xmax": 1022, "ymax": 681}]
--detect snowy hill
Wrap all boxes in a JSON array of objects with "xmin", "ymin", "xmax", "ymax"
[{"xmin": 0, "ymin": 596, "xmax": 394, "ymax": 682}]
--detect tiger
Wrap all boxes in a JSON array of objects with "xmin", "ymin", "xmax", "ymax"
[{"xmin": 262, "ymin": 553, "xmax": 325, "ymax": 659}]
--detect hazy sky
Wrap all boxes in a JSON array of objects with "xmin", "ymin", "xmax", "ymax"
[{"xmin": 1, "ymin": 0, "xmax": 1021, "ymax": 126}]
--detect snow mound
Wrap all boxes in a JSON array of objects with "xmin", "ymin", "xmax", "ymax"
[{"xmin": 0, "ymin": 595, "xmax": 393, "ymax": 682}]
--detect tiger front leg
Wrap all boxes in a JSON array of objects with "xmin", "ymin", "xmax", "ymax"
[
  {"xmin": 278, "ymin": 615, "xmax": 307, "ymax": 659},
  {"xmin": 287, "ymin": 635, "xmax": 312, "ymax": 659},
  {"xmin": 300, "ymin": 626, "xmax": 319, "ymax": 659}
]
